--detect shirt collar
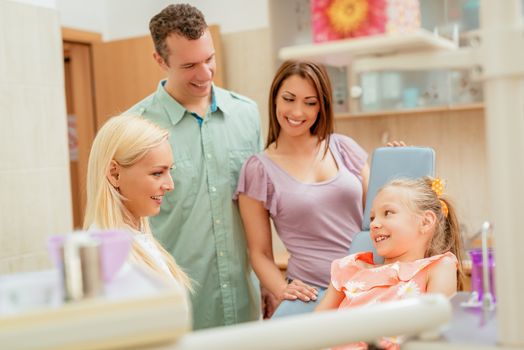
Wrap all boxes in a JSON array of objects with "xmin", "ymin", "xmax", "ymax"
[
  {"xmin": 213, "ymin": 86, "xmax": 230, "ymax": 114},
  {"xmin": 157, "ymin": 80, "xmax": 225, "ymax": 126}
]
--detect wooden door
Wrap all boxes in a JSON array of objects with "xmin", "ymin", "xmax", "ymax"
[{"xmin": 63, "ymin": 42, "xmax": 97, "ymax": 228}]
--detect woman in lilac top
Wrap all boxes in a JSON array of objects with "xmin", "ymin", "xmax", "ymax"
[{"xmin": 235, "ymin": 60, "xmax": 370, "ymax": 318}]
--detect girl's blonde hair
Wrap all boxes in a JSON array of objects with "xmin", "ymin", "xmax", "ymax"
[
  {"xmin": 83, "ymin": 115, "xmax": 191, "ymax": 290},
  {"xmin": 379, "ymin": 177, "xmax": 465, "ymax": 290}
]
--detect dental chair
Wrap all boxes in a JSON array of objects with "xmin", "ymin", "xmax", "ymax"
[{"xmin": 349, "ymin": 147, "xmax": 436, "ymax": 263}]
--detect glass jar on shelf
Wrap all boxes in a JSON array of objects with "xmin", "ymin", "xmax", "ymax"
[{"xmin": 352, "ymin": 68, "xmax": 482, "ymax": 113}]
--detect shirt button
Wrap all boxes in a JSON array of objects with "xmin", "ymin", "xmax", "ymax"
[
  {"xmin": 219, "ymin": 251, "xmax": 224, "ymax": 257},
  {"xmin": 206, "ymin": 153, "xmax": 212, "ymax": 159},
  {"xmin": 215, "ymin": 219, "xmax": 221, "ymax": 224},
  {"xmin": 222, "ymin": 283, "xmax": 228, "ymax": 289},
  {"xmin": 210, "ymin": 186, "xmax": 217, "ymax": 192}
]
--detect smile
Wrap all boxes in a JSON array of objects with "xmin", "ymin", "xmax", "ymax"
[
  {"xmin": 286, "ymin": 117, "xmax": 305, "ymax": 126},
  {"xmin": 191, "ymin": 82, "xmax": 209, "ymax": 88},
  {"xmin": 151, "ymin": 195, "xmax": 163, "ymax": 204},
  {"xmin": 374, "ymin": 234, "xmax": 390, "ymax": 243}
]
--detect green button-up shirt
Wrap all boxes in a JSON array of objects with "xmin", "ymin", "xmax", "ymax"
[{"xmin": 127, "ymin": 81, "xmax": 262, "ymax": 329}]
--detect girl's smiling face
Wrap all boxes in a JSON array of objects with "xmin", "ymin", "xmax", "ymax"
[{"xmin": 369, "ymin": 187, "xmax": 432, "ymax": 263}]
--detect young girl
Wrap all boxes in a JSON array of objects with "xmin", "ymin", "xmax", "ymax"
[
  {"xmin": 316, "ymin": 177, "xmax": 464, "ymax": 350},
  {"xmin": 83, "ymin": 115, "xmax": 191, "ymax": 289}
]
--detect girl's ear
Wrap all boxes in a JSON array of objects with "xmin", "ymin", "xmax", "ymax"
[
  {"xmin": 421, "ymin": 210, "xmax": 437, "ymax": 234},
  {"xmin": 106, "ymin": 160, "xmax": 120, "ymax": 188}
]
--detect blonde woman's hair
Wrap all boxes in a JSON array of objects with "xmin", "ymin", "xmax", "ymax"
[
  {"xmin": 379, "ymin": 177, "xmax": 465, "ymax": 290},
  {"xmin": 83, "ymin": 115, "xmax": 191, "ymax": 290}
]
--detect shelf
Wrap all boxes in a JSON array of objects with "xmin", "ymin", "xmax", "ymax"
[
  {"xmin": 352, "ymin": 47, "xmax": 476, "ymax": 73},
  {"xmin": 335, "ymin": 103, "xmax": 484, "ymax": 119},
  {"xmin": 278, "ymin": 29, "xmax": 458, "ymax": 67}
]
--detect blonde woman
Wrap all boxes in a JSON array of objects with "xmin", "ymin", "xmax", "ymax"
[{"xmin": 84, "ymin": 115, "xmax": 191, "ymax": 289}]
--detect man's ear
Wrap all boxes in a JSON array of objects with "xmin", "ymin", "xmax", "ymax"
[
  {"xmin": 153, "ymin": 51, "xmax": 169, "ymax": 71},
  {"xmin": 421, "ymin": 210, "xmax": 437, "ymax": 234},
  {"xmin": 106, "ymin": 160, "xmax": 120, "ymax": 188}
]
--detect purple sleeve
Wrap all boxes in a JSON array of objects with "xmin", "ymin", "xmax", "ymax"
[
  {"xmin": 233, "ymin": 155, "xmax": 277, "ymax": 216},
  {"xmin": 333, "ymin": 134, "xmax": 368, "ymax": 181}
]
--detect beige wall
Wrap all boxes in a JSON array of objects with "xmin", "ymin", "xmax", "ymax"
[
  {"xmin": 0, "ymin": 1, "xmax": 72, "ymax": 274},
  {"xmin": 222, "ymin": 27, "xmax": 273, "ymax": 139}
]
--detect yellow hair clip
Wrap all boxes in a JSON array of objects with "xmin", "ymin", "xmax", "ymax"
[
  {"xmin": 431, "ymin": 178, "xmax": 448, "ymax": 217},
  {"xmin": 431, "ymin": 178, "xmax": 445, "ymax": 197}
]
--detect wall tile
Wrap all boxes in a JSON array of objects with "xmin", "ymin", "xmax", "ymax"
[
  {"xmin": 0, "ymin": 252, "xmax": 53, "ymax": 275},
  {"xmin": 0, "ymin": 1, "xmax": 6, "ymax": 84},
  {"xmin": 0, "ymin": 85, "xmax": 68, "ymax": 171},
  {"xmin": 0, "ymin": 2, "xmax": 71, "ymax": 275},
  {"xmin": 35, "ymin": 7, "xmax": 64, "ymax": 86},
  {"xmin": 0, "ymin": 168, "xmax": 72, "ymax": 260},
  {"xmin": 42, "ymin": 86, "xmax": 70, "ymax": 168},
  {"xmin": 2, "ymin": 1, "xmax": 40, "ymax": 84},
  {"xmin": 2, "ymin": 1, "xmax": 62, "ymax": 86}
]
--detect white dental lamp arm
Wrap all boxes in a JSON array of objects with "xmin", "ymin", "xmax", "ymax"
[
  {"xmin": 169, "ymin": 294, "xmax": 451, "ymax": 350},
  {"xmin": 480, "ymin": 221, "xmax": 494, "ymax": 315}
]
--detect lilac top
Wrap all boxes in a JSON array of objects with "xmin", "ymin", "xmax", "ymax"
[{"xmin": 234, "ymin": 134, "xmax": 367, "ymax": 288}]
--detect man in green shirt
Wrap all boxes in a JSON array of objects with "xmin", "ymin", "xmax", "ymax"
[{"xmin": 127, "ymin": 4, "xmax": 261, "ymax": 329}]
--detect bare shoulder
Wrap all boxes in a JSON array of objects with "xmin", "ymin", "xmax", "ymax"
[
  {"xmin": 430, "ymin": 254, "xmax": 457, "ymax": 275},
  {"xmin": 427, "ymin": 254, "xmax": 458, "ymax": 296}
]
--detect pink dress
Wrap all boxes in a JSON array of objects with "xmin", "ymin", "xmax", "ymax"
[{"xmin": 331, "ymin": 251, "xmax": 458, "ymax": 350}]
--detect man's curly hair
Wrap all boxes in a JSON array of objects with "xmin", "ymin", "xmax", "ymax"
[{"xmin": 149, "ymin": 4, "xmax": 208, "ymax": 62}]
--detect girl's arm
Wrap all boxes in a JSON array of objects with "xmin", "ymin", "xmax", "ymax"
[
  {"xmin": 427, "ymin": 255, "xmax": 458, "ymax": 297},
  {"xmin": 238, "ymin": 194, "xmax": 317, "ymax": 302},
  {"xmin": 315, "ymin": 283, "xmax": 345, "ymax": 312}
]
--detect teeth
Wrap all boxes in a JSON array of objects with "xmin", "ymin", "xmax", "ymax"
[
  {"xmin": 286, "ymin": 117, "xmax": 303, "ymax": 125},
  {"xmin": 375, "ymin": 235, "xmax": 389, "ymax": 242},
  {"xmin": 151, "ymin": 196, "xmax": 161, "ymax": 200}
]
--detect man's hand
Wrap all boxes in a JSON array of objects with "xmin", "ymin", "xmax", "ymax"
[{"xmin": 261, "ymin": 286, "xmax": 280, "ymax": 319}]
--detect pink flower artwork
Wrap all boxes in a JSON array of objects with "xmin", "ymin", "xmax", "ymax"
[{"xmin": 311, "ymin": 0, "xmax": 420, "ymax": 43}]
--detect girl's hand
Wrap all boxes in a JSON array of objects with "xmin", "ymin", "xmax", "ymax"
[
  {"xmin": 386, "ymin": 140, "xmax": 407, "ymax": 147},
  {"xmin": 280, "ymin": 279, "xmax": 318, "ymax": 302}
]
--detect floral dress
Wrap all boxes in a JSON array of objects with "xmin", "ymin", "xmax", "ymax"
[{"xmin": 331, "ymin": 251, "xmax": 457, "ymax": 350}]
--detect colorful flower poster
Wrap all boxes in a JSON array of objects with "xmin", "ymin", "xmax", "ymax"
[{"xmin": 311, "ymin": 0, "xmax": 420, "ymax": 43}]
